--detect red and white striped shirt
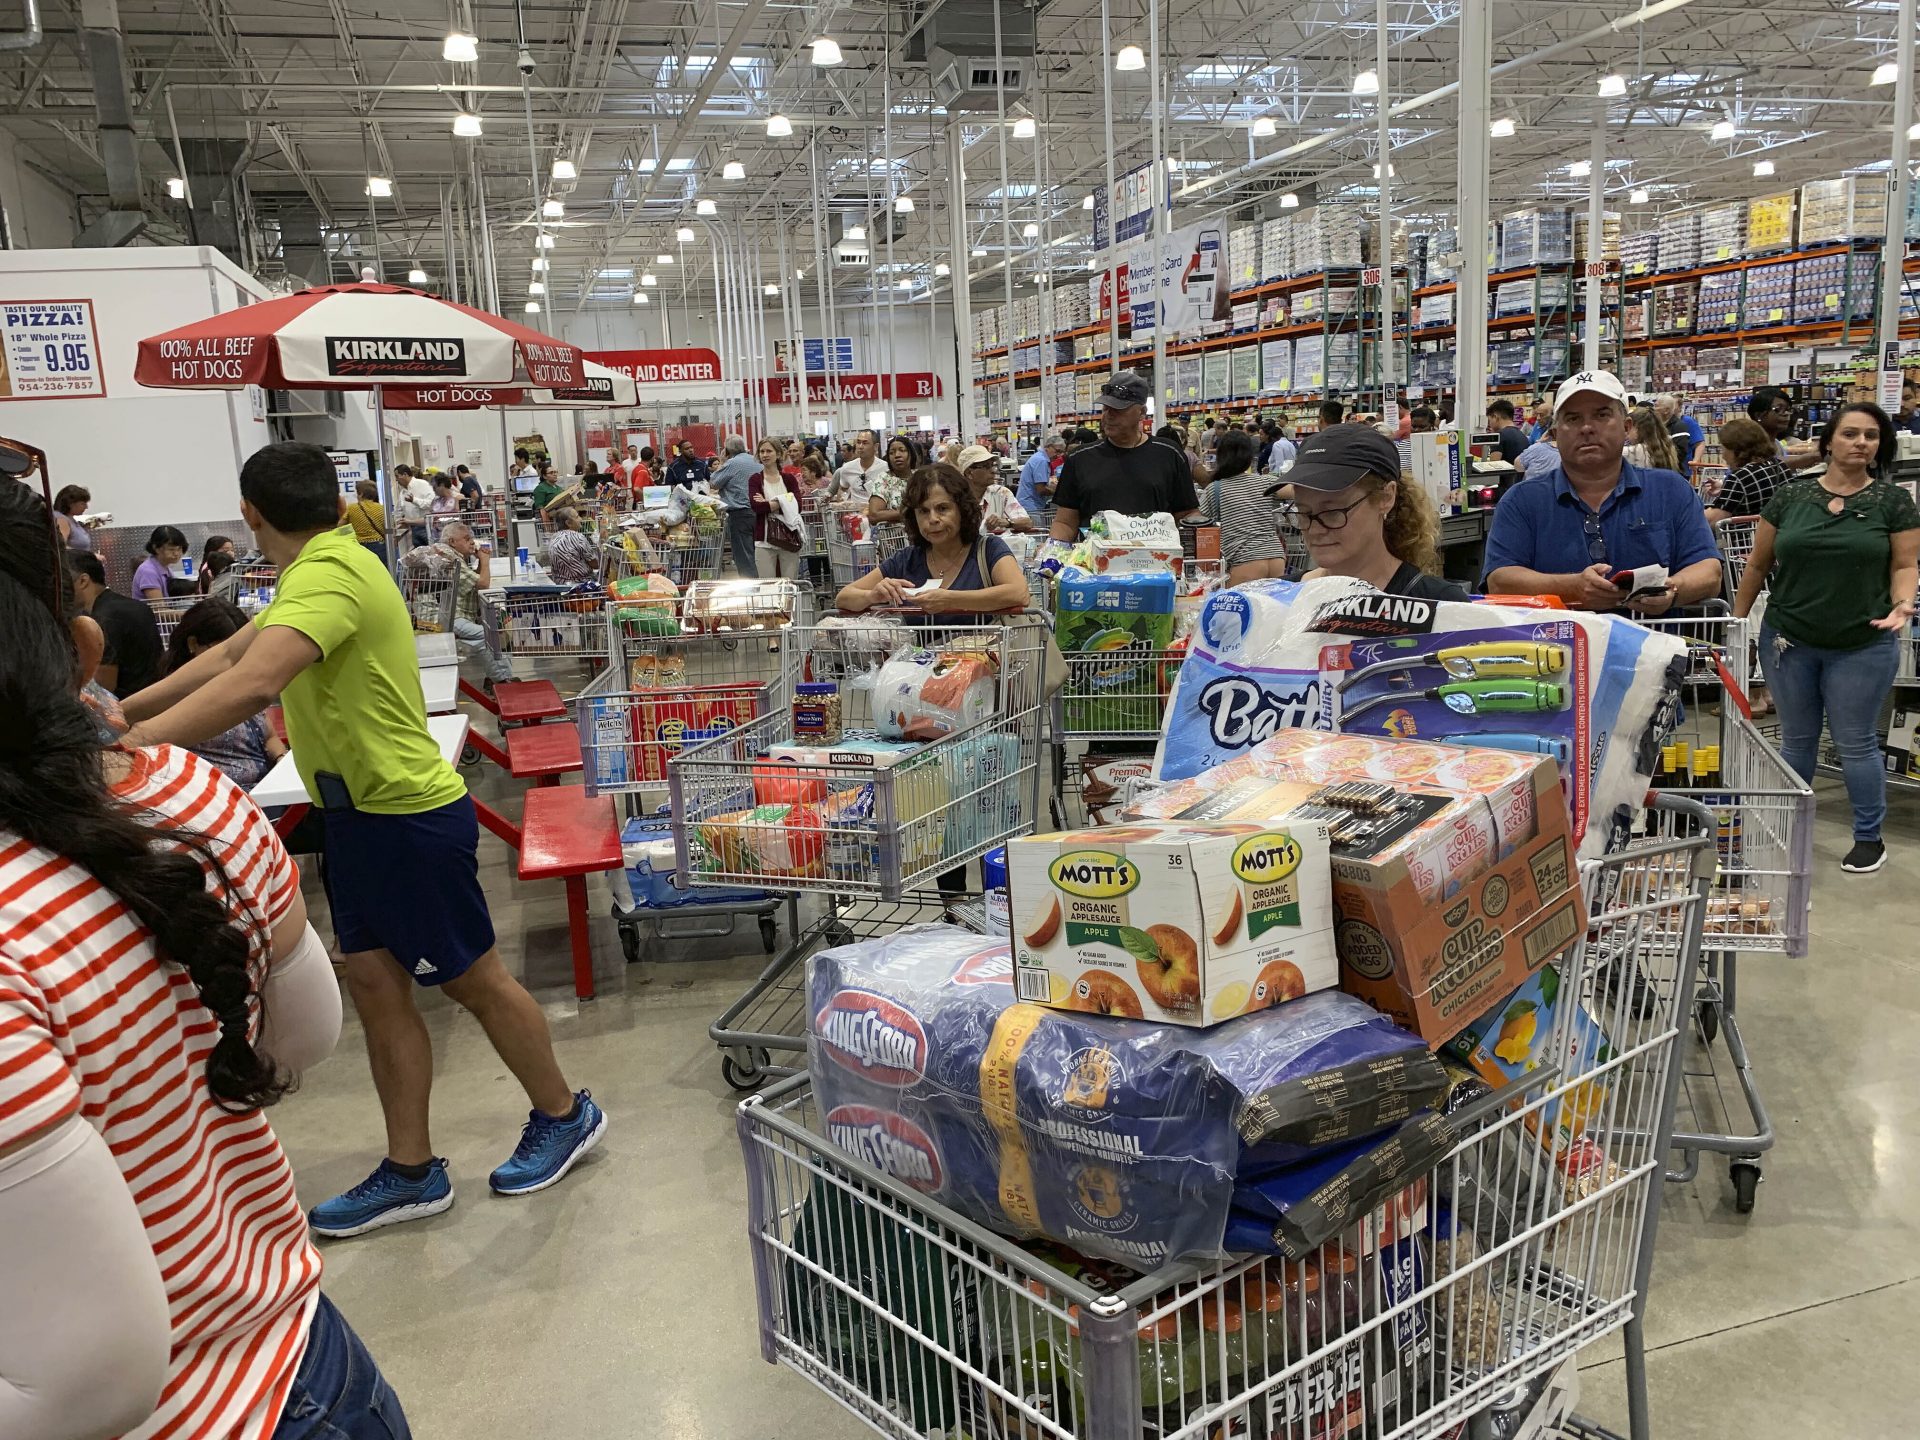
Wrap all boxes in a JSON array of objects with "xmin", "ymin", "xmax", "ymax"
[{"xmin": 0, "ymin": 744, "xmax": 320, "ymax": 1440}]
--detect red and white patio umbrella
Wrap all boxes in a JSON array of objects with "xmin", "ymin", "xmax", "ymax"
[
  {"xmin": 380, "ymin": 359, "xmax": 640, "ymax": 411},
  {"xmin": 134, "ymin": 279, "xmax": 585, "ymax": 391}
]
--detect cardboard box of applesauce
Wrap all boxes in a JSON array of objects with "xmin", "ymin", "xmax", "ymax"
[
  {"xmin": 1008, "ymin": 819, "xmax": 1336, "ymax": 1027},
  {"xmin": 1138, "ymin": 756, "xmax": 1584, "ymax": 1048}
]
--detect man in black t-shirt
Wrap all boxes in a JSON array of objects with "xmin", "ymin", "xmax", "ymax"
[
  {"xmin": 1049, "ymin": 370, "xmax": 1200, "ymax": 540},
  {"xmin": 1487, "ymin": 398, "xmax": 1530, "ymax": 464},
  {"xmin": 67, "ymin": 549, "xmax": 163, "ymax": 698}
]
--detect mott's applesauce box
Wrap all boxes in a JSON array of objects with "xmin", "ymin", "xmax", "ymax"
[{"xmin": 1008, "ymin": 821, "xmax": 1336, "ymax": 1028}]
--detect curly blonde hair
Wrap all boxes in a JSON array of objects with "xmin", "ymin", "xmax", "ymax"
[{"xmin": 1362, "ymin": 472, "xmax": 1442, "ymax": 575}]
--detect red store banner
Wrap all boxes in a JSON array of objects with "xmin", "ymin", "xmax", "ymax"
[
  {"xmin": 758, "ymin": 372, "xmax": 945, "ymax": 404},
  {"xmin": 585, "ymin": 347, "xmax": 723, "ymax": 383}
]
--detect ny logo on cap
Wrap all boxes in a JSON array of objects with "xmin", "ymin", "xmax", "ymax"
[{"xmin": 1571, "ymin": 372, "xmax": 1596, "ymax": 384}]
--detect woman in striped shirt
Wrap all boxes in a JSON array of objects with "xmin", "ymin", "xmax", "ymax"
[
  {"xmin": 1198, "ymin": 429, "xmax": 1290, "ymax": 584},
  {"xmin": 0, "ymin": 482, "xmax": 407, "ymax": 1439}
]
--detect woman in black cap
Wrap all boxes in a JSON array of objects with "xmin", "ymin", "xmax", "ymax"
[{"xmin": 1266, "ymin": 426, "xmax": 1469, "ymax": 601}]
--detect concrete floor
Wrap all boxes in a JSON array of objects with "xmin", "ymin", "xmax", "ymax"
[{"xmin": 270, "ymin": 756, "xmax": 1918, "ymax": 1440}]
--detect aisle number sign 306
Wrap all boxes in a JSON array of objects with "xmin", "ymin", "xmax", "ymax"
[{"xmin": 0, "ymin": 299, "xmax": 106, "ymax": 400}]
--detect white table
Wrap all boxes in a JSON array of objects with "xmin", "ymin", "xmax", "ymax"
[
  {"xmin": 250, "ymin": 713, "xmax": 471, "ymax": 810},
  {"xmin": 420, "ymin": 662, "xmax": 459, "ymax": 714}
]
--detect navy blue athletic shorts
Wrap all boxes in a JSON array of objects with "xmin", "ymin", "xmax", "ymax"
[{"xmin": 321, "ymin": 795, "xmax": 496, "ymax": 986}]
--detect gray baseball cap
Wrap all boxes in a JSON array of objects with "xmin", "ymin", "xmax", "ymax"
[{"xmin": 1098, "ymin": 370, "xmax": 1151, "ymax": 409}]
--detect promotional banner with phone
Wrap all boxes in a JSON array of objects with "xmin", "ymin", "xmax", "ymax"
[{"xmin": 1103, "ymin": 220, "xmax": 1232, "ymax": 342}]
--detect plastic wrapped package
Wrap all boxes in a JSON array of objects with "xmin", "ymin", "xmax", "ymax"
[
  {"xmin": 873, "ymin": 646, "xmax": 1000, "ymax": 742},
  {"xmin": 808, "ymin": 927, "xmax": 1447, "ymax": 1268}
]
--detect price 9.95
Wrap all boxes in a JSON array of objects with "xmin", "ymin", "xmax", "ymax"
[{"xmin": 41, "ymin": 342, "xmax": 91, "ymax": 373}]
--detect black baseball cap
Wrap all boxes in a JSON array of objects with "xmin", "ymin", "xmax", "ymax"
[
  {"xmin": 1098, "ymin": 370, "xmax": 1151, "ymax": 409},
  {"xmin": 1263, "ymin": 424, "xmax": 1403, "ymax": 495}
]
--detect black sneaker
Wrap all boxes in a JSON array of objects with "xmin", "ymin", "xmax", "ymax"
[{"xmin": 1841, "ymin": 840, "xmax": 1887, "ymax": 874}]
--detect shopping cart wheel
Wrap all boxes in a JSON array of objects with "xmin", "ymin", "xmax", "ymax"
[
  {"xmin": 823, "ymin": 921, "xmax": 856, "ymax": 948},
  {"xmin": 1729, "ymin": 1159, "xmax": 1762, "ymax": 1214},
  {"xmin": 460, "ymin": 743, "xmax": 480, "ymax": 768},
  {"xmin": 1695, "ymin": 997, "xmax": 1720, "ymax": 1046},
  {"xmin": 721, "ymin": 1047, "xmax": 770, "ymax": 1092},
  {"xmin": 759, "ymin": 915, "xmax": 779, "ymax": 953},
  {"xmin": 618, "ymin": 919, "xmax": 641, "ymax": 966}
]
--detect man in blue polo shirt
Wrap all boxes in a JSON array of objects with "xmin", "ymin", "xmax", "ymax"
[
  {"xmin": 1017, "ymin": 432, "xmax": 1064, "ymax": 515},
  {"xmin": 1484, "ymin": 369, "xmax": 1720, "ymax": 613}
]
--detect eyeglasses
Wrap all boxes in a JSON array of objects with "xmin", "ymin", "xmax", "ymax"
[
  {"xmin": 1583, "ymin": 512, "xmax": 1607, "ymax": 564},
  {"xmin": 1279, "ymin": 495, "xmax": 1372, "ymax": 532}
]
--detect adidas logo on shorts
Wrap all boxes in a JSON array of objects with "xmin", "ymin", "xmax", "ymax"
[{"xmin": 413, "ymin": 958, "xmax": 435, "ymax": 976}]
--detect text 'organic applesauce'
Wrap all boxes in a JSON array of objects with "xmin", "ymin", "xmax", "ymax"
[{"xmin": 1007, "ymin": 823, "xmax": 1339, "ymax": 1029}]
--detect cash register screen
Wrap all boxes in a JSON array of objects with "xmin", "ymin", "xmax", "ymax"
[{"xmin": 511, "ymin": 475, "xmax": 540, "ymax": 495}]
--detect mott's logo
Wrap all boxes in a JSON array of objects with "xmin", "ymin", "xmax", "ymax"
[
  {"xmin": 1231, "ymin": 832, "xmax": 1303, "ymax": 885},
  {"xmin": 814, "ymin": 990, "xmax": 928, "ymax": 1086},
  {"xmin": 824, "ymin": 1106, "xmax": 944, "ymax": 1192},
  {"xmin": 1049, "ymin": 850, "xmax": 1140, "ymax": 899}
]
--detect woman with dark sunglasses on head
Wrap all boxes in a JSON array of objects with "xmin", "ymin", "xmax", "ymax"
[
  {"xmin": 1733, "ymin": 401, "xmax": 1919, "ymax": 875},
  {"xmin": 1267, "ymin": 425, "xmax": 1469, "ymax": 601}
]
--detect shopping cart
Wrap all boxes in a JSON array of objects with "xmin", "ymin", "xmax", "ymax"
[
  {"xmin": 827, "ymin": 512, "xmax": 883, "ymax": 588},
  {"xmin": 482, "ymin": 584, "xmax": 612, "ymax": 681},
  {"xmin": 1714, "ymin": 515, "xmax": 1759, "ymax": 598},
  {"xmin": 145, "ymin": 594, "xmax": 194, "ymax": 650},
  {"xmin": 605, "ymin": 517, "xmax": 725, "ymax": 588},
  {"xmin": 736, "ymin": 796, "xmax": 1717, "ymax": 1440},
  {"xmin": 397, "ymin": 570, "xmax": 457, "ymax": 633}
]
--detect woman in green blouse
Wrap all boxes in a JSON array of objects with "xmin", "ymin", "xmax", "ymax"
[{"xmin": 1733, "ymin": 402, "xmax": 1919, "ymax": 874}]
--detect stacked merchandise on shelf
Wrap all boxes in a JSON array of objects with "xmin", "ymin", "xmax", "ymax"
[
  {"xmin": 1490, "ymin": 338, "xmax": 1535, "ymax": 386},
  {"xmin": 1295, "ymin": 332, "xmax": 1327, "ymax": 392},
  {"xmin": 1653, "ymin": 280, "xmax": 1698, "ymax": 335},
  {"xmin": 1416, "ymin": 291, "xmax": 1454, "ymax": 329},
  {"xmin": 1203, "ymin": 351, "xmax": 1232, "ymax": 404},
  {"xmin": 1573, "ymin": 211, "xmax": 1621, "ymax": 263},
  {"xmin": 1620, "ymin": 352, "xmax": 1650, "ymax": 393},
  {"xmin": 1230, "ymin": 344, "xmax": 1262, "ymax": 400},
  {"xmin": 1536, "ymin": 335, "xmax": 1571, "ymax": 382},
  {"xmin": 1792, "ymin": 251, "xmax": 1877, "ymax": 324},
  {"xmin": 1258, "ymin": 294, "xmax": 1289, "ymax": 329},
  {"xmin": 1696, "ymin": 203, "xmax": 1747, "ymax": 267},
  {"xmin": 1692, "ymin": 346, "xmax": 1744, "ymax": 389},
  {"xmin": 1326, "ymin": 333, "xmax": 1361, "ymax": 391},
  {"xmin": 1656, "ymin": 209, "xmax": 1701, "ymax": 272},
  {"xmin": 1697, "ymin": 269, "xmax": 1744, "ymax": 335},
  {"xmin": 1294, "ymin": 282, "xmax": 1358, "ymax": 324},
  {"xmin": 1798, "ymin": 176, "xmax": 1887, "ymax": 245},
  {"xmin": 1175, "ymin": 355, "xmax": 1204, "ymax": 406},
  {"xmin": 1620, "ymin": 229, "xmax": 1659, "ymax": 279},
  {"xmin": 1230, "ymin": 224, "xmax": 1260, "ymax": 291},
  {"xmin": 1622, "ymin": 291, "xmax": 1651, "ymax": 341},
  {"xmin": 1499, "ymin": 208, "xmax": 1575, "ymax": 269},
  {"xmin": 1261, "ymin": 214, "xmax": 1292, "ymax": 283},
  {"xmin": 1261, "ymin": 336, "xmax": 1294, "ymax": 394},
  {"xmin": 1229, "ymin": 298, "xmax": 1261, "ymax": 332},
  {"xmin": 1747, "ymin": 192, "xmax": 1797, "ymax": 254},
  {"xmin": 1411, "ymin": 347, "xmax": 1455, "ymax": 389},
  {"xmin": 1651, "ymin": 346, "xmax": 1696, "ymax": 390},
  {"xmin": 1363, "ymin": 215, "xmax": 1409, "ymax": 267},
  {"xmin": 1746, "ymin": 261, "xmax": 1797, "ymax": 329},
  {"xmin": 1291, "ymin": 205, "xmax": 1367, "ymax": 275},
  {"xmin": 1055, "ymin": 285, "xmax": 1091, "ymax": 330}
]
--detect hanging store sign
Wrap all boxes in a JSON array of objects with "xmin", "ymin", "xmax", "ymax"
[
  {"xmin": 759, "ymin": 372, "xmax": 944, "ymax": 405},
  {"xmin": 0, "ymin": 298, "xmax": 106, "ymax": 399},
  {"xmin": 585, "ymin": 347, "xmax": 723, "ymax": 384},
  {"xmin": 801, "ymin": 337, "xmax": 857, "ymax": 374}
]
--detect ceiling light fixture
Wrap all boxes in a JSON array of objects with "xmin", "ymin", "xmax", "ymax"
[
  {"xmin": 1569, "ymin": 159, "xmax": 1592, "ymax": 178},
  {"xmin": 1597, "ymin": 74, "xmax": 1626, "ymax": 97},
  {"xmin": 407, "ymin": 266, "xmax": 428, "ymax": 284},
  {"xmin": 894, "ymin": 195, "xmax": 914, "ymax": 212},
  {"xmin": 1012, "ymin": 116, "xmax": 1036, "ymax": 138},
  {"xmin": 536, "ymin": 233, "xmax": 556, "ymax": 248},
  {"xmin": 898, "ymin": 278, "xmax": 914, "ymax": 290},
  {"xmin": 970, "ymin": 246, "xmax": 988, "ymax": 256},
  {"xmin": 551, "ymin": 157, "xmax": 577, "ymax": 180},
  {"xmin": 1115, "ymin": 44, "xmax": 1145, "ymax": 71},
  {"xmin": 934, "ymin": 261, "xmax": 950, "ymax": 276},
  {"xmin": 453, "ymin": 112, "xmax": 482, "ymax": 137},
  {"xmin": 811, "ymin": 36, "xmax": 843, "ymax": 66},
  {"xmin": 765, "ymin": 114, "xmax": 795, "ymax": 141},
  {"xmin": 1489, "ymin": 116, "xmax": 1515, "ymax": 138},
  {"xmin": 1251, "ymin": 116, "xmax": 1277, "ymax": 137},
  {"xmin": 723, "ymin": 160, "xmax": 746, "ymax": 180},
  {"xmin": 763, "ymin": 282, "xmax": 778, "ymax": 295},
  {"xmin": 1280, "ymin": 193, "xmax": 1299, "ymax": 208},
  {"xmin": 1910, "ymin": 121, "xmax": 1920, "ymax": 142},
  {"xmin": 366, "ymin": 176, "xmax": 393, "ymax": 198},
  {"xmin": 1710, "ymin": 118, "xmax": 1737, "ymax": 141},
  {"xmin": 641, "ymin": 272, "xmax": 656, "ymax": 286},
  {"xmin": 677, "ymin": 226, "xmax": 695, "ymax": 242},
  {"xmin": 1082, "ymin": 193, "xmax": 1095, "ymax": 210},
  {"xmin": 529, "ymin": 280, "xmax": 545, "ymax": 295},
  {"xmin": 542, "ymin": 198, "xmax": 564, "ymax": 217},
  {"xmin": 442, "ymin": 30, "xmax": 478, "ymax": 63},
  {"xmin": 846, "ymin": 224, "xmax": 866, "ymax": 241},
  {"xmin": 524, "ymin": 301, "xmax": 540, "ymax": 314},
  {"xmin": 696, "ymin": 198, "xmax": 717, "ymax": 215},
  {"xmin": 1023, "ymin": 222, "xmax": 1039, "ymax": 237},
  {"xmin": 1372, "ymin": 163, "xmax": 1394, "ymax": 178},
  {"xmin": 166, "ymin": 177, "xmax": 185, "ymax": 199},
  {"xmin": 1871, "ymin": 61, "xmax": 1898, "ymax": 85},
  {"xmin": 656, "ymin": 253, "xmax": 673, "ymax": 265},
  {"xmin": 1753, "ymin": 159, "xmax": 1775, "ymax": 177},
  {"xmin": 633, "ymin": 291, "xmax": 649, "ymax": 305},
  {"xmin": 531, "ymin": 256, "xmax": 548, "ymax": 271},
  {"xmin": 1352, "ymin": 69, "xmax": 1379, "ymax": 95},
  {"xmin": 1629, "ymin": 187, "xmax": 1650, "ymax": 204}
]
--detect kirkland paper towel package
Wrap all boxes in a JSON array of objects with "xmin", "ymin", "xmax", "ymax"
[
  {"xmin": 808, "ymin": 926, "xmax": 1448, "ymax": 1268},
  {"xmin": 1152, "ymin": 576, "xmax": 1687, "ymax": 859}
]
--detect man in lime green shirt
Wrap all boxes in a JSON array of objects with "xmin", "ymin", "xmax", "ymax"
[{"xmin": 125, "ymin": 442, "xmax": 607, "ymax": 1236}]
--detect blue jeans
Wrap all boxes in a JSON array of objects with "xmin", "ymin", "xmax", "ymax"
[
  {"xmin": 272, "ymin": 1293, "xmax": 410, "ymax": 1439},
  {"xmin": 728, "ymin": 508, "xmax": 759, "ymax": 578},
  {"xmin": 1758, "ymin": 622, "xmax": 1897, "ymax": 841}
]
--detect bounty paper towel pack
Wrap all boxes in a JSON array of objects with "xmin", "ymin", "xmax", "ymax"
[{"xmin": 1154, "ymin": 576, "xmax": 1686, "ymax": 859}]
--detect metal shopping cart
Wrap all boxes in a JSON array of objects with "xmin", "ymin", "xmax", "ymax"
[
  {"xmin": 735, "ymin": 797, "xmax": 1717, "ymax": 1440},
  {"xmin": 397, "ymin": 570, "xmax": 457, "ymax": 633},
  {"xmin": 677, "ymin": 611, "xmax": 1051, "ymax": 1087},
  {"xmin": 481, "ymin": 584, "xmax": 612, "ymax": 683},
  {"xmin": 145, "ymin": 594, "xmax": 194, "ymax": 651}
]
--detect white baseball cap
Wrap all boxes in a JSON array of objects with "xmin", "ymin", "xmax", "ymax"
[{"xmin": 1554, "ymin": 369, "xmax": 1630, "ymax": 412}]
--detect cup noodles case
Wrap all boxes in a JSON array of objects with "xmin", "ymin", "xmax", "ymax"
[{"xmin": 1008, "ymin": 821, "xmax": 1336, "ymax": 1028}]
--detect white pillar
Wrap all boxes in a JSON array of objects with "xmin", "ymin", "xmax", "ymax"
[
  {"xmin": 1148, "ymin": 0, "xmax": 1167, "ymax": 416},
  {"xmin": 948, "ymin": 122, "xmax": 976, "ymax": 441},
  {"xmin": 1583, "ymin": 96, "xmax": 1608, "ymax": 373},
  {"xmin": 1454, "ymin": 0, "xmax": 1493, "ymax": 434},
  {"xmin": 1876, "ymin": 0, "xmax": 1916, "ymax": 412},
  {"xmin": 1101, "ymin": 0, "xmax": 1120, "ymax": 368},
  {"xmin": 1374, "ymin": 0, "xmax": 1396, "ymax": 423}
]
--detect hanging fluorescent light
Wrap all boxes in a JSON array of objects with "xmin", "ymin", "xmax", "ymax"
[
  {"xmin": 1871, "ymin": 61, "xmax": 1898, "ymax": 85},
  {"xmin": 846, "ymin": 224, "xmax": 866, "ymax": 241},
  {"xmin": 1251, "ymin": 116, "xmax": 1277, "ymax": 138},
  {"xmin": 1597, "ymin": 74, "xmax": 1626, "ymax": 97},
  {"xmin": 542, "ymin": 198, "xmax": 564, "ymax": 217},
  {"xmin": 1568, "ymin": 159, "xmax": 1592, "ymax": 178},
  {"xmin": 536, "ymin": 233, "xmax": 556, "ymax": 248},
  {"xmin": 453, "ymin": 112, "xmax": 482, "ymax": 137},
  {"xmin": 1372, "ymin": 163, "xmax": 1394, "ymax": 178},
  {"xmin": 1023, "ymin": 222, "xmax": 1040, "ymax": 237},
  {"xmin": 1710, "ymin": 118, "xmax": 1737, "ymax": 141},
  {"xmin": 934, "ymin": 261, "xmax": 950, "ymax": 276},
  {"xmin": 796, "ymin": 267, "xmax": 806, "ymax": 279},
  {"xmin": 1082, "ymin": 193, "xmax": 1095, "ymax": 210},
  {"xmin": 407, "ymin": 266, "xmax": 428, "ymax": 284},
  {"xmin": 366, "ymin": 176, "xmax": 393, "ymax": 198},
  {"xmin": 1910, "ymin": 121, "xmax": 1920, "ymax": 141},
  {"xmin": 723, "ymin": 160, "xmax": 746, "ymax": 180},
  {"xmin": 641, "ymin": 272, "xmax": 656, "ymax": 286},
  {"xmin": 552, "ymin": 157, "xmax": 578, "ymax": 180},
  {"xmin": 677, "ymin": 227, "xmax": 695, "ymax": 242},
  {"xmin": 1115, "ymin": 44, "xmax": 1145, "ymax": 71},
  {"xmin": 765, "ymin": 282, "xmax": 779, "ymax": 295},
  {"xmin": 1012, "ymin": 116, "xmax": 1036, "ymax": 139},
  {"xmin": 767, "ymin": 113, "xmax": 793, "ymax": 137},
  {"xmin": 1352, "ymin": 69, "xmax": 1379, "ymax": 96},
  {"xmin": 531, "ymin": 257, "xmax": 548, "ymax": 271},
  {"xmin": 1489, "ymin": 117, "xmax": 1515, "ymax": 139},
  {"xmin": 529, "ymin": 280, "xmax": 545, "ymax": 295},
  {"xmin": 811, "ymin": 36, "xmax": 843, "ymax": 66},
  {"xmin": 898, "ymin": 278, "xmax": 914, "ymax": 290},
  {"xmin": 1629, "ymin": 187, "xmax": 1650, "ymax": 204},
  {"xmin": 1753, "ymin": 159, "xmax": 1775, "ymax": 177},
  {"xmin": 970, "ymin": 246, "xmax": 988, "ymax": 256},
  {"xmin": 1280, "ymin": 193, "xmax": 1299, "ymax": 209},
  {"xmin": 656, "ymin": 254, "xmax": 673, "ymax": 265},
  {"xmin": 894, "ymin": 195, "xmax": 914, "ymax": 213},
  {"xmin": 166, "ymin": 177, "xmax": 185, "ymax": 199},
  {"xmin": 442, "ymin": 30, "xmax": 478, "ymax": 63},
  {"xmin": 524, "ymin": 301, "xmax": 540, "ymax": 313},
  {"xmin": 696, "ymin": 198, "xmax": 717, "ymax": 215},
  {"xmin": 632, "ymin": 291, "xmax": 650, "ymax": 305}
]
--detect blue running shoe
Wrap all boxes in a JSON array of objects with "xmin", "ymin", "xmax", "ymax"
[
  {"xmin": 489, "ymin": 1091, "xmax": 608, "ymax": 1195},
  {"xmin": 309, "ymin": 1158, "xmax": 454, "ymax": 1238}
]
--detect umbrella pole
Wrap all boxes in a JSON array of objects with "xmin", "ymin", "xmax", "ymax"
[{"xmin": 374, "ymin": 386, "xmax": 400, "ymax": 579}]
